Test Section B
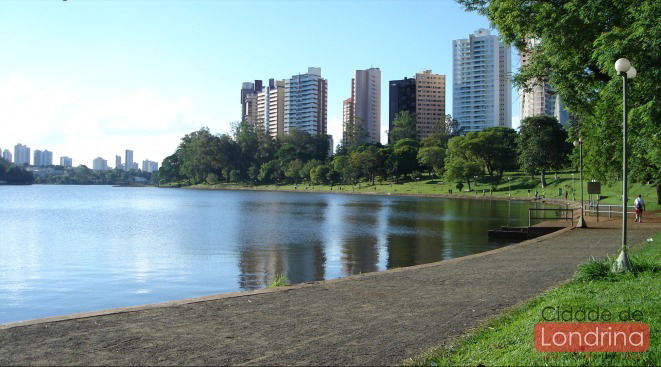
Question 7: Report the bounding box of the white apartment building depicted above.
[351,68,381,144]
[92,157,108,171]
[13,143,30,165]
[520,39,570,127]
[257,79,286,138]
[453,28,512,133]
[284,67,328,136]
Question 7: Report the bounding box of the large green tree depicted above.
[458,0,661,201]
[517,115,572,187]
[389,111,418,143]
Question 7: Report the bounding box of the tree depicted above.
[389,111,417,143]
[417,146,446,177]
[310,164,330,185]
[517,115,572,187]
[458,0,660,199]
[284,159,304,183]
[444,156,482,191]
[464,127,518,180]
[393,139,419,178]
[177,128,225,184]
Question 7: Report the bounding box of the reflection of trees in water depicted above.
[237,242,326,290]
[236,196,328,290]
[341,236,379,275]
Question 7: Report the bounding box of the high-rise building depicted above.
[241,80,263,126]
[33,150,43,166]
[453,28,512,133]
[344,68,381,144]
[388,71,445,140]
[2,149,12,162]
[519,39,571,127]
[415,70,445,137]
[257,79,286,138]
[284,67,328,136]
[131,162,138,170]
[388,77,417,136]
[59,156,73,167]
[124,150,133,171]
[92,157,108,171]
[13,143,30,165]
[342,97,354,143]
[44,150,53,166]
[115,155,122,170]
[141,159,159,173]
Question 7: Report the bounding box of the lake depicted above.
[0,185,556,323]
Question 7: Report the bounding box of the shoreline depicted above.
[181,183,579,208]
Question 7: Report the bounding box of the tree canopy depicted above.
[458,0,660,194]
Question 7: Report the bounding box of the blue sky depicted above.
[0,0,520,167]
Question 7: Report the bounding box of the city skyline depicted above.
[0,1,522,167]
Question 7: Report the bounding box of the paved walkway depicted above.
[1,219,659,366]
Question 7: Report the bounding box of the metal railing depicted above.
[583,203,635,221]
[528,207,575,227]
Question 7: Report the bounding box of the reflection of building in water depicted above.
[236,200,327,290]
[237,243,326,290]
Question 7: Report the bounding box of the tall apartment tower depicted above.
[92,157,108,171]
[519,39,571,127]
[257,79,286,138]
[241,80,263,126]
[2,149,13,162]
[284,67,328,136]
[60,156,73,167]
[453,28,512,133]
[13,143,30,165]
[388,77,417,135]
[342,97,354,143]
[125,150,133,172]
[388,71,445,140]
[33,150,43,166]
[115,155,122,170]
[415,70,445,137]
[345,68,381,144]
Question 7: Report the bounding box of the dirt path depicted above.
[1,219,658,366]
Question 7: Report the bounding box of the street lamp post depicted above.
[573,138,587,228]
[612,58,637,273]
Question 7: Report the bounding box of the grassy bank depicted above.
[188,171,659,211]
[409,232,660,366]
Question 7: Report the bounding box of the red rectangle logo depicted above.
[534,323,649,352]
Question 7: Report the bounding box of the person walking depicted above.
[634,194,645,222]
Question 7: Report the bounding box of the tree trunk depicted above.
[467,179,472,191]
[540,170,546,188]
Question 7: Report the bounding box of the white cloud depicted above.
[0,73,199,167]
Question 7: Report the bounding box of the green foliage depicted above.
[0,158,34,184]
[389,110,418,143]
[517,115,571,187]
[266,274,289,288]
[465,127,518,180]
[457,0,660,198]
[413,235,661,366]
[417,146,445,177]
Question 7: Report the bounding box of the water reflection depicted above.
[0,186,556,323]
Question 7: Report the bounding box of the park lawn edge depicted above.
[405,232,660,367]
[180,171,659,211]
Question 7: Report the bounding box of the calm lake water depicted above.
[0,185,556,323]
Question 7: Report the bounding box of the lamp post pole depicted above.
[612,58,636,273]
[573,138,587,227]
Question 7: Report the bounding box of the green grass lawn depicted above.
[189,171,659,211]
[408,233,661,367]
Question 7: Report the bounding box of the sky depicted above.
[0,0,520,168]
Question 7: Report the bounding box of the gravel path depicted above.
[1,219,658,366]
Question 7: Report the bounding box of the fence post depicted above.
[528,208,531,227]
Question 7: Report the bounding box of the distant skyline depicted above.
[0,0,521,166]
